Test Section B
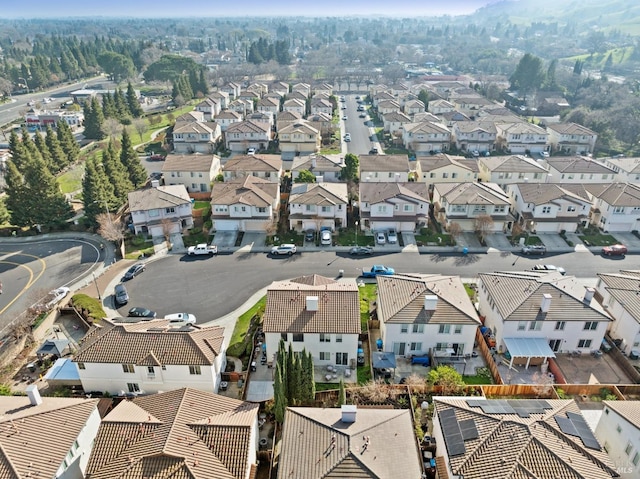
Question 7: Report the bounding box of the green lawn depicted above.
[414,228,454,246]
[359,283,377,332]
[335,228,375,247]
[57,162,86,194]
[579,231,618,246]
[357,364,372,384]
[228,296,266,352]
[123,236,155,260]
[462,375,493,385]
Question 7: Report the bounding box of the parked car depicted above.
[387,229,398,244]
[270,244,297,256]
[305,229,315,242]
[187,243,217,256]
[148,154,164,161]
[247,148,256,155]
[114,283,129,306]
[165,312,197,324]
[359,112,366,118]
[342,115,348,120]
[533,264,566,275]
[123,263,146,280]
[369,147,379,154]
[349,246,374,255]
[521,245,546,255]
[362,265,395,278]
[376,231,386,245]
[344,133,351,142]
[128,307,157,319]
[602,244,627,256]
[320,229,332,246]
[45,287,71,309]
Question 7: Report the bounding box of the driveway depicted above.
[456,232,483,249]
[484,233,513,251]
[240,232,266,250]
[611,232,640,252]
[537,233,571,252]
[212,231,237,249]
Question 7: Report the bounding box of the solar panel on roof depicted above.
[517,411,531,418]
[447,433,466,456]
[459,419,479,441]
[555,416,579,436]
[466,399,486,408]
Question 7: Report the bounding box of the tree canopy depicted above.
[509,53,546,95]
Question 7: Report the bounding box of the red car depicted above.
[602,244,627,256]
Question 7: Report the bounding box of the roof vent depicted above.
[26,384,42,406]
[306,296,319,311]
[540,293,552,313]
[341,404,357,423]
[424,294,438,311]
[583,287,595,305]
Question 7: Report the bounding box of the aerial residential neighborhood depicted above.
[1,1,640,478]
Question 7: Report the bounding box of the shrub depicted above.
[70,294,106,320]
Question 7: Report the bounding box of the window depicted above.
[578,339,592,348]
[412,324,425,333]
[147,366,155,374]
[320,333,331,343]
[517,321,526,331]
[319,352,331,361]
[430,172,436,178]
[442,172,449,178]
[293,333,304,342]
[257,207,266,213]
[410,342,422,352]
[494,205,506,213]
[127,383,140,393]
[148,209,159,217]
[555,321,566,331]
[401,324,409,333]
[625,441,633,456]
[633,452,640,466]
[189,365,202,375]
[567,206,576,212]
[452,173,458,179]
[165,207,175,214]
[280,333,288,341]
[613,206,625,214]
[584,321,598,331]
[454,325,463,334]
[336,334,342,343]
[542,206,551,213]
[439,324,451,334]
[529,321,542,331]
[617,424,622,433]
[122,364,135,373]
[451,205,466,213]
[162,365,166,370]
[77,362,85,370]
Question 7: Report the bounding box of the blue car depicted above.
[362,265,395,278]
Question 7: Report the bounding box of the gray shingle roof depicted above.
[211,175,278,207]
[128,185,191,212]
[162,154,218,172]
[434,182,510,206]
[359,182,429,205]
[360,154,410,173]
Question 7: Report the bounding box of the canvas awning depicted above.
[503,337,555,370]
[372,352,397,369]
[36,339,70,358]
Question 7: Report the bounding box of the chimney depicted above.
[584,287,595,304]
[306,296,319,311]
[150,179,160,188]
[26,384,42,406]
[540,293,552,313]
[424,294,438,311]
[341,404,357,423]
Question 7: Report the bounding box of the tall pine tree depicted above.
[103,140,133,205]
[82,157,117,225]
[22,156,73,228]
[4,160,33,227]
[119,129,147,187]
[83,97,105,140]
[56,120,80,165]
[44,125,68,173]
[126,82,143,117]
[33,130,53,172]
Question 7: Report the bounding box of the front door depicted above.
[336,352,348,365]
[393,342,406,356]
[549,339,562,353]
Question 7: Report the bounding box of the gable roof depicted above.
[547,122,597,136]
[602,400,640,430]
[128,185,191,212]
[277,110,302,122]
[173,121,217,135]
[479,155,547,173]
[74,320,224,365]
[478,271,611,322]
[383,111,412,123]
[597,270,640,324]
[162,154,218,172]
[434,182,510,206]
[418,153,475,173]
[223,154,282,173]
[546,157,616,175]
[226,120,269,134]
[292,154,342,173]
[404,121,451,135]
[591,182,640,206]
[512,183,592,206]
[434,397,617,479]
[86,388,258,479]
[359,182,429,205]
[0,396,99,479]
[211,175,278,207]
[262,276,360,334]
[377,273,480,325]
[360,154,410,173]
[277,407,422,479]
[214,110,243,120]
[289,182,348,205]
[279,122,319,135]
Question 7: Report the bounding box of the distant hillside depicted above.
[474,0,640,35]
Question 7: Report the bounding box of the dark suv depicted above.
[521,245,546,255]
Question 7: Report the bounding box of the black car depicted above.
[305,229,315,242]
[123,263,145,280]
[128,307,157,319]
[349,246,374,255]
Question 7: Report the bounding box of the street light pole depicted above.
[355,221,358,246]
[93,273,102,300]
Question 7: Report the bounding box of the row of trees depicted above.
[171,70,209,105]
[273,340,315,423]
[83,83,144,140]
[247,38,292,65]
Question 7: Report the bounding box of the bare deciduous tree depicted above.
[132,117,149,143]
[161,218,174,243]
[96,213,124,244]
[448,221,463,244]
[101,117,123,139]
[473,214,494,242]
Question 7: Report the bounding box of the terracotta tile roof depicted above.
[434,397,617,479]
[128,185,191,212]
[289,183,348,205]
[86,388,258,479]
[434,182,510,206]
[277,407,422,479]
[479,271,611,322]
[546,157,616,174]
[211,176,278,208]
[0,396,99,478]
[162,154,218,172]
[359,182,429,205]
[547,122,597,136]
[223,155,282,172]
[73,319,224,365]
[377,273,480,325]
[603,400,640,430]
[513,183,591,206]
[262,277,360,334]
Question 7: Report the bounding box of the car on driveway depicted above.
[270,244,297,256]
[123,263,145,280]
[128,307,157,319]
[376,231,386,245]
[387,229,398,244]
[521,245,546,255]
[369,147,379,154]
[165,312,197,324]
[533,264,566,275]
[349,246,374,255]
[320,229,332,246]
[362,265,395,278]
[602,244,627,256]
[305,229,315,242]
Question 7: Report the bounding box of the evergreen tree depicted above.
[102,93,118,119]
[273,365,287,424]
[21,129,43,165]
[33,130,53,172]
[119,129,147,187]
[197,69,209,97]
[4,160,33,227]
[103,141,133,205]
[44,125,68,173]
[0,198,10,225]
[22,156,73,227]
[340,153,359,182]
[56,121,80,165]
[286,343,297,404]
[126,82,143,117]
[8,130,28,171]
[83,97,105,140]
[418,89,430,111]
[338,378,346,406]
[114,88,129,119]
[82,157,117,225]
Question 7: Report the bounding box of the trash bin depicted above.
[462,246,469,255]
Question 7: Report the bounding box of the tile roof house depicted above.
[402,121,452,155]
[195,97,222,120]
[310,98,333,116]
[222,154,282,183]
[210,175,279,232]
[547,122,597,155]
[359,182,430,233]
[220,82,242,99]
[587,182,640,232]
[224,120,271,153]
[86,388,259,479]
[276,110,303,132]
[172,120,222,154]
[546,156,617,184]
[270,81,290,97]
[208,90,229,109]
[372,91,395,107]
[313,82,333,96]
[291,154,343,183]
[214,109,243,132]
[278,405,422,479]
[382,111,412,136]
[495,121,548,155]
[162,154,221,194]
[478,154,550,189]
[596,270,640,355]
[433,397,617,479]
[228,98,254,116]
[432,182,512,233]
[376,99,401,115]
[278,121,321,155]
[292,82,311,98]
[403,98,425,116]
[306,112,334,135]
[360,154,411,182]
[0,387,101,479]
[256,96,280,117]
[603,156,640,183]
[377,273,480,359]
[451,121,497,154]
[73,319,226,395]
[507,182,592,233]
[478,271,611,362]
[416,153,479,187]
[288,182,348,232]
[286,91,308,103]
[429,99,456,114]
[596,400,640,478]
[128,183,194,237]
[262,275,360,371]
[283,98,306,116]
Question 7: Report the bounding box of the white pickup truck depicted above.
[187,243,218,256]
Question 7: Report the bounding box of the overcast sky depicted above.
[3,0,493,18]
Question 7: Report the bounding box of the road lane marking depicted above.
[0,261,35,316]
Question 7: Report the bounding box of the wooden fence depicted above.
[475,328,503,385]
[556,384,624,400]
[481,384,559,399]
[605,336,640,383]
[548,358,567,384]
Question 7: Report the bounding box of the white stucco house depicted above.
[596,270,640,354]
[291,154,343,183]
[547,122,597,155]
[546,157,617,184]
[288,182,348,232]
[495,121,548,155]
[359,182,430,233]
[161,153,221,194]
[127,183,194,237]
[360,154,410,183]
[595,401,640,479]
[477,154,549,189]
[589,183,640,233]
